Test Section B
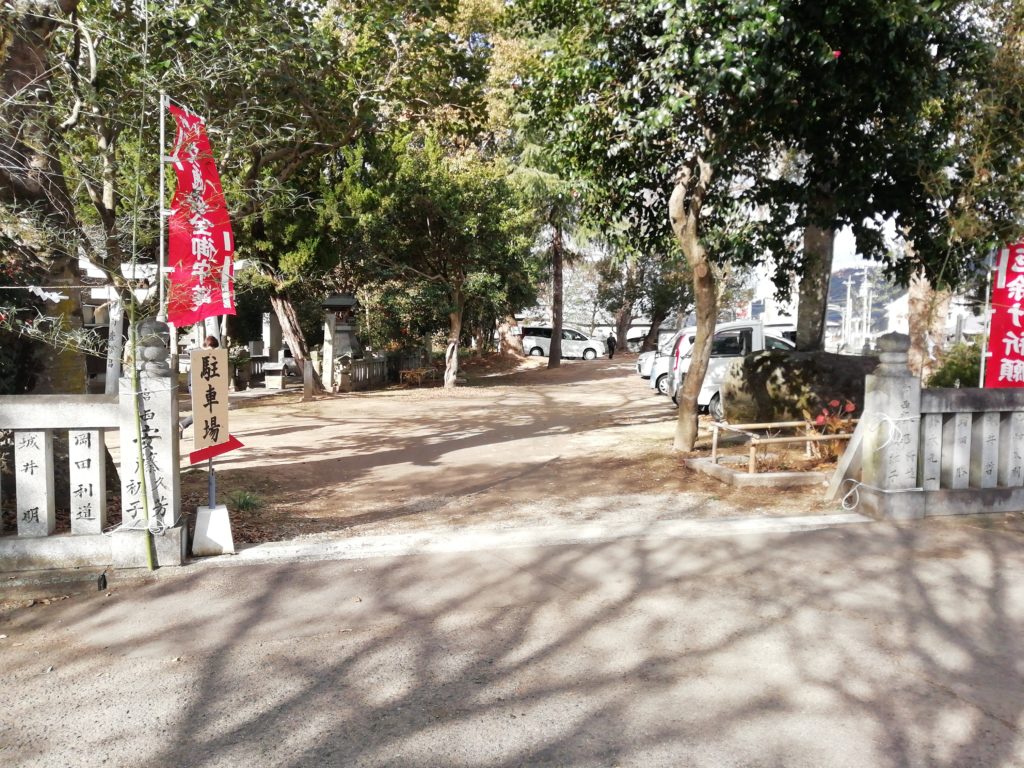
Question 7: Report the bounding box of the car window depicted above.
[765,335,795,350]
[673,334,693,351]
[711,331,741,356]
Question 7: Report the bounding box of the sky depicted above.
[833,227,869,270]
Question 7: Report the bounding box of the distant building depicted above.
[884,292,984,341]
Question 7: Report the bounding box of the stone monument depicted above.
[859,332,925,520]
[115,317,186,566]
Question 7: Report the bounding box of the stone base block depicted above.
[192,505,235,556]
[154,524,188,565]
[856,486,926,521]
[112,524,188,568]
[0,534,111,572]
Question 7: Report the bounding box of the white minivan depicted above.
[668,320,795,420]
[520,326,604,360]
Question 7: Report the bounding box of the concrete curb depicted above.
[193,512,874,569]
[685,456,830,488]
[3,513,874,599]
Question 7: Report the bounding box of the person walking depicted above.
[606,332,617,359]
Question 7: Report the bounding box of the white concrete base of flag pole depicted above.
[192,505,235,556]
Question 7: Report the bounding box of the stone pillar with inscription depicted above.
[14,430,55,537]
[115,318,186,567]
[322,312,336,391]
[860,333,925,520]
[263,312,283,361]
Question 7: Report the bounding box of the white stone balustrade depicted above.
[855,332,1024,519]
[1,318,186,571]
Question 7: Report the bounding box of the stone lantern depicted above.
[322,293,364,390]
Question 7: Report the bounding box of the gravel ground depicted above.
[177,353,841,546]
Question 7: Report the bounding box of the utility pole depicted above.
[861,268,872,352]
[844,276,854,351]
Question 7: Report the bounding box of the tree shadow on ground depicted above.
[3,521,1023,766]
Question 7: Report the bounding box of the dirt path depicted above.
[184,354,838,544]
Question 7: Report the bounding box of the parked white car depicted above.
[668,321,795,420]
[638,328,686,378]
[520,326,604,360]
[648,327,697,396]
[637,349,657,378]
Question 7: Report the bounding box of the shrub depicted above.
[926,343,981,388]
[802,398,857,460]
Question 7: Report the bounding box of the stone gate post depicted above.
[114,317,186,567]
[860,332,925,520]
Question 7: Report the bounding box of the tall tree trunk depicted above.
[907,270,951,380]
[270,292,324,392]
[0,0,83,241]
[614,304,632,349]
[795,225,835,351]
[497,315,524,357]
[614,257,638,349]
[548,223,564,368]
[444,291,464,388]
[669,158,717,451]
[639,308,669,352]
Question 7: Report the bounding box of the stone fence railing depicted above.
[1,319,187,572]
[350,357,388,391]
[2,395,118,539]
[835,333,1024,520]
[330,353,431,392]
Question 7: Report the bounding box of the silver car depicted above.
[520,326,604,360]
[669,322,795,419]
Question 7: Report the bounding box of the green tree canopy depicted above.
[511,0,1019,447]
[327,130,539,385]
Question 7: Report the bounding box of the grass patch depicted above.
[228,490,264,512]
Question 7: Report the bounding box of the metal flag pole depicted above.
[208,457,217,508]
[979,248,996,388]
[158,91,167,321]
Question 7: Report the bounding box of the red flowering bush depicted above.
[802,398,857,460]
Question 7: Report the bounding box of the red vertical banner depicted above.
[986,243,1024,387]
[166,104,236,326]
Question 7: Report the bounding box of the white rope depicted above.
[840,478,864,511]
[106,518,170,536]
[840,477,927,511]
[863,413,919,452]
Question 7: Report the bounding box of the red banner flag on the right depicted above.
[986,243,1024,387]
